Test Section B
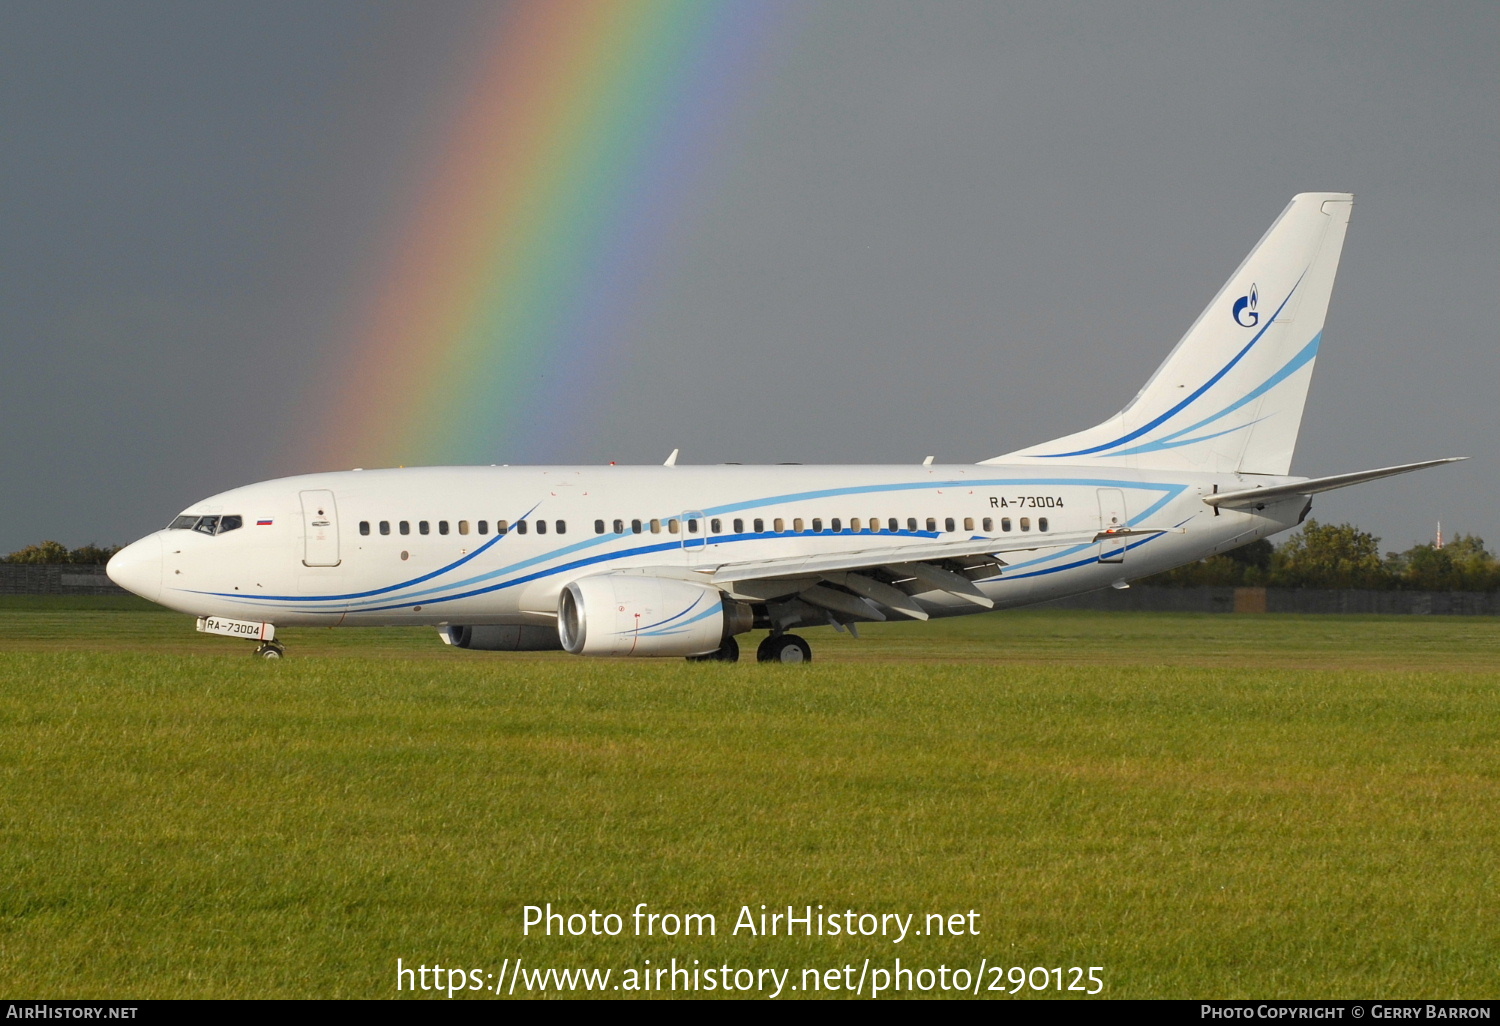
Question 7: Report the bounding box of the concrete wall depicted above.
[1038,585,1500,615]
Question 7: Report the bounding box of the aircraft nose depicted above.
[107,534,163,603]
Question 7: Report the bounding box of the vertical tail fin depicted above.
[986,193,1353,475]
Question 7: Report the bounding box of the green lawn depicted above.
[1,601,1497,998]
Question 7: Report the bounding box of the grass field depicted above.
[2,598,1497,999]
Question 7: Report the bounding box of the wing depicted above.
[623,529,1166,623]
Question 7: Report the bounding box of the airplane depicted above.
[107,193,1463,662]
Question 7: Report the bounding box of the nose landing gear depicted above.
[253,641,285,659]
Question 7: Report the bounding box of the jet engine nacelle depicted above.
[445,625,563,651]
[557,574,752,657]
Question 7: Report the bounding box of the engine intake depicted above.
[558,574,751,657]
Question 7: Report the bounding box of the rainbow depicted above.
[314,0,795,470]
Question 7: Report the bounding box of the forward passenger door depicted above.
[300,489,341,567]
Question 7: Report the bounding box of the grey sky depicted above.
[2,0,1495,556]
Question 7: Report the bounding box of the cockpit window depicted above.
[168,514,242,536]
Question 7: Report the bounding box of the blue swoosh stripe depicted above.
[988,482,1185,573]
[1098,333,1321,458]
[181,477,1186,612]
[634,594,710,633]
[633,601,721,637]
[1034,274,1304,457]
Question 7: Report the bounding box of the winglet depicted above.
[663,448,679,467]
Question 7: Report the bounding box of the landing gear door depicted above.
[300,489,341,567]
[1097,488,1127,564]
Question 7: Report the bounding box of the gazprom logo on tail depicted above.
[1232,284,1259,327]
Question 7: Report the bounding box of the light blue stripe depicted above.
[632,601,721,637]
[179,477,1188,613]
[634,594,709,633]
[1033,274,1305,457]
[1098,334,1320,458]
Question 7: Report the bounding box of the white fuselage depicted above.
[109,463,1306,630]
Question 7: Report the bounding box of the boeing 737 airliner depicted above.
[107,194,1462,662]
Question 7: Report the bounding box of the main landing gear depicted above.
[253,641,285,659]
[756,633,812,664]
[685,633,814,664]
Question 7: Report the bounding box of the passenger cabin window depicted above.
[650,519,661,534]
[359,521,370,536]
[1038,517,1049,532]
[595,520,606,535]
[478,521,488,535]
[850,518,861,532]
[379,521,391,536]
[811,518,822,533]
[613,520,624,534]
[555,521,565,535]
[773,518,785,533]
[793,518,804,533]
[1001,518,1012,532]
[982,517,993,532]
[925,518,937,533]
[687,519,698,534]
[944,517,955,533]
[667,519,679,534]
[632,520,642,534]
[458,520,469,535]
[964,517,974,531]
[752,519,763,533]
[400,521,410,535]
[1020,517,1031,531]
[535,520,546,535]
[730,519,741,533]
[907,518,917,532]
[438,521,449,535]
[496,521,508,535]
[515,521,527,535]
[419,521,430,535]
[710,519,721,534]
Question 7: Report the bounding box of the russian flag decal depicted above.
[256,519,273,526]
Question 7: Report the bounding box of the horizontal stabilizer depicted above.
[1204,457,1467,509]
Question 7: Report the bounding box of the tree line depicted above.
[4,521,1498,591]
[1142,520,1500,592]
[2,541,121,565]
